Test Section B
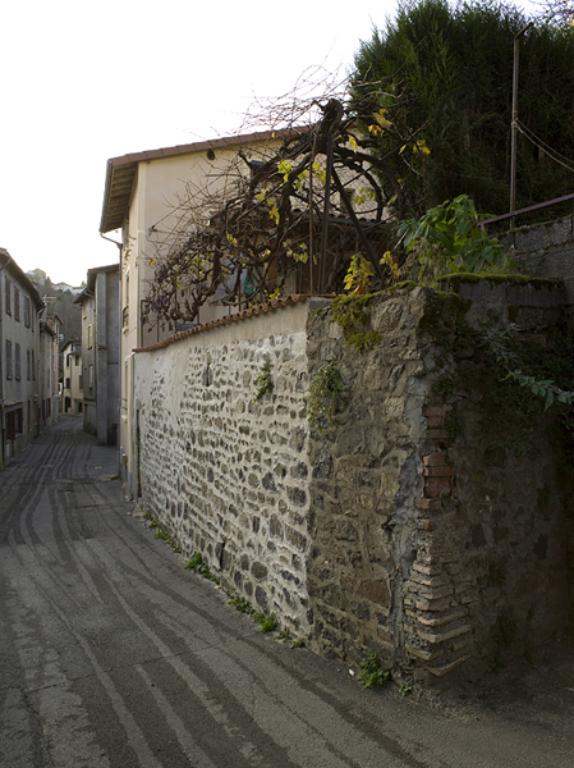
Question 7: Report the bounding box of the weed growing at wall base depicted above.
[254,612,278,633]
[358,651,390,688]
[143,510,181,554]
[185,552,218,582]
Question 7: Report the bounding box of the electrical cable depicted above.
[518,120,574,166]
[516,121,574,174]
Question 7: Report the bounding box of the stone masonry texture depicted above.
[134,282,573,683]
[134,305,313,636]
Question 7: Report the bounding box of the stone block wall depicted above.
[133,282,572,683]
[504,213,574,325]
[404,279,572,680]
[134,302,314,636]
[305,291,429,665]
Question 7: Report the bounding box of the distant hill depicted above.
[27,269,83,345]
[27,269,83,297]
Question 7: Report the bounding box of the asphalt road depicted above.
[1,417,573,768]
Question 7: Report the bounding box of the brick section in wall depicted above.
[404,403,474,681]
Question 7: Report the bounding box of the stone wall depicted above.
[305,291,429,665]
[306,280,571,680]
[133,301,313,637]
[133,282,572,683]
[504,213,574,324]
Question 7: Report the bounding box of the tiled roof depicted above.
[100,127,309,234]
[134,294,310,353]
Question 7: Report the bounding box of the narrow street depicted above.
[1,419,572,768]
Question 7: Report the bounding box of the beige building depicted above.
[62,340,83,415]
[39,313,61,428]
[0,249,44,466]
[76,264,120,445]
[99,130,285,495]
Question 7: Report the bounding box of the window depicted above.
[15,343,21,380]
[26,349,31,380]
[87,324,93,348]
[31,349,35,380]
[88,364,94,389]
[5,277,11,315]
[14,287,20,322]
[65,377,71,389]
[27,401,31,432]
[5,340,12,379]
[24,297,31,328]
[65,353,72,369]
[79,374,83,389]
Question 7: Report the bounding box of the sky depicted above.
[1,0,536,286]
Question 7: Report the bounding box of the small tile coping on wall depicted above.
[133,294,312,353]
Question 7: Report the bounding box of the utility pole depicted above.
[509,21,533,228]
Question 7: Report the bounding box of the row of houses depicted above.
[0,248,61,467]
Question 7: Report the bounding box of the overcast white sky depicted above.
[1,0,535,285]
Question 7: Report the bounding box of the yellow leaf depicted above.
[277,159,293,182]
[226,233,238,247]
[343,253,374,295]
[413,139,431,156]
[312,161,327,186]
[373,108,392,130]
[267,199,279,225]
[368,124,383,137]
[380,250,401,280]
[348,134,358,151]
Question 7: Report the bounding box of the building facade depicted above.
[38,314,61,428]
[0,249,44,467]
[99,130,285,495]
[76,264,120,445]
[62,340,83,415]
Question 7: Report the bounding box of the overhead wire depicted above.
[518,121,574,166]
[516,121,574,174]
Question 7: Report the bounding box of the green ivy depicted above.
[308,363,345,430]
[254,359,273,400]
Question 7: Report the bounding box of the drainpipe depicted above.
[100,232,122,250]
[100,232,123,472]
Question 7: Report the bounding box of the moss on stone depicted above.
[437,271,561,287]
[330,294,382,352]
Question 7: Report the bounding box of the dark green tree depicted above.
[351,0,574,217]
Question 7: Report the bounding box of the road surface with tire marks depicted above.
[1,418,572,767]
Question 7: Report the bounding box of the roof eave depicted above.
[99,126,310,234]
